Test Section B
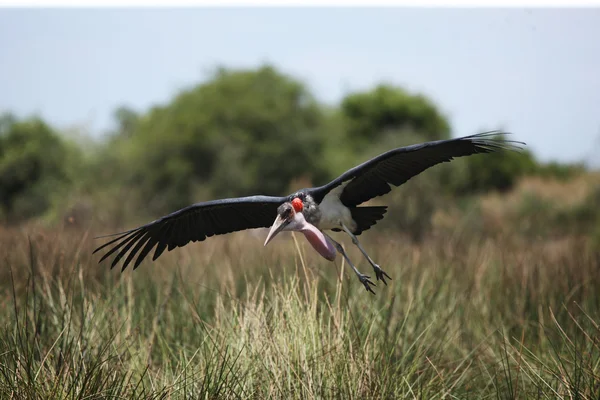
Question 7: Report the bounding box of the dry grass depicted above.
[1,183,599,398]
[477,172,600,233]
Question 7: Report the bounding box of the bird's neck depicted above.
[301,195,321,225]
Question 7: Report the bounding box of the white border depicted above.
[1,0,599,7]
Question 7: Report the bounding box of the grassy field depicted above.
[1,183,599,399]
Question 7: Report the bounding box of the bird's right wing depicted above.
[93,195,287,272]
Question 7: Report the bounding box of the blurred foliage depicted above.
[0,64,594,243]
[114,65,330,216]
[0,114,82,224]
[516,182,600,244]
[439,138,586,197]
[341,84,451,149]
[536,160,587,181]
[444,147,539,195]
[111,106,139,139]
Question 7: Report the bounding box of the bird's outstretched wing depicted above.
[309,131,524,207]
[93,195,287,271]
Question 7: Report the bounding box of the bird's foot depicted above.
[373,264,392,286]
[357,273,376,295]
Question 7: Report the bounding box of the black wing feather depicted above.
[93,195,286,271]
[309,131,524,207]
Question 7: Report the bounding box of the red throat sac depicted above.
[291,197,303,212]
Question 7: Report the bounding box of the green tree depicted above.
[0,115,78,223]
[445,147,538,195]
[122,65,330,215]
[340,84,451,149]
[112,106,139,139]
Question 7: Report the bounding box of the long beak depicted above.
[264,214,289,246]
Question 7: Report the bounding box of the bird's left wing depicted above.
[308,131,524,207]
[93,195,287,271]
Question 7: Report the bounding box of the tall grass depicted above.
[0,218,599,399]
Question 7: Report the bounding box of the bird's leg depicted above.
[324,233,376,295]
[340,223,392,285]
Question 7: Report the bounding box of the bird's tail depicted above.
[350,206,388,235]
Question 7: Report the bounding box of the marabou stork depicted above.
[94,131,523,294]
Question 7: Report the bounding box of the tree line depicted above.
[0,65,584,231]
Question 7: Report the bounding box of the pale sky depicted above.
[1,8,599,167]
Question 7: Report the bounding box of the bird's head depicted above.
[264,197,307,246]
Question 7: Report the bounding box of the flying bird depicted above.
[94,131,523,294]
